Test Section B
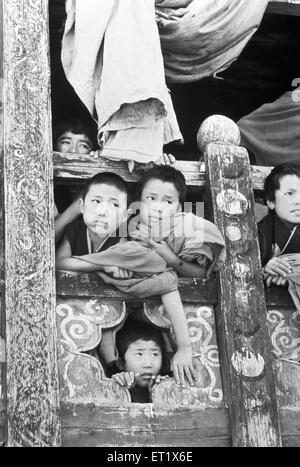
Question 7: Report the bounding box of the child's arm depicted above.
[146,239,206,277]
[161,290,196,387]
[56,237,133,277]
[55,198,81,245]
[55,235,96,271]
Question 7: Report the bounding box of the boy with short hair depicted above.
[53,118,97,156]
[111,320,169,403]
[258,163,300,287]
[56,172,132,279]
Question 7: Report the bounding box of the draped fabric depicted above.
[61,0,183,164]
[73,212,226,298]
[238,92,300,167]
[155,0,269,82]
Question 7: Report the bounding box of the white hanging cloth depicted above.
[61,0,183,164]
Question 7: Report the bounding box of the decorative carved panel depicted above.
[56,298,223,408]
[267,308,300,361]
[149,305,223,408]
[57,298,131,405]
[3,0,60,446]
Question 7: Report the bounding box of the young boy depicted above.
[56,172,132,279]
[111,320,169,403]
[258,163,300,287]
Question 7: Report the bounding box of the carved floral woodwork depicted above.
[267,308,300,361]
[56,298,223,408]
[3,0,60,446]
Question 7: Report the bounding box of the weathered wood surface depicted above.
[3,0,61,446]
[61,403,231,447]
[56,271,218,304]
[203,117,282,447]
[0,0,5,447]
[148,304,223,408]
[267,0,300,16]
[53,151,271,193]
[267,308,300,362]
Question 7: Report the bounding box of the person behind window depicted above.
[111,319,170,403]
[57,166,226,387]
[56,171,131,278]
[258,163,300,287]
[53,118,98,243]
[56,170,196,387]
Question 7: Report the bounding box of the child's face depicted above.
[56,131,93,155]
[139,178,181,228]
[123,339,162,388]
[79,183,128,238]
[267,175,300,224]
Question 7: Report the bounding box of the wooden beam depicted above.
[61,403,231,447]
[53,151,271,192]
[201,120,282,446]
[56,271,218,304]
[267,0,300,16]
[3,0,61,446]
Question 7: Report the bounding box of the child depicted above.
[56,171,132,279]
[258,163,300,287]
[58,166,226,387]
[53,119,98,243]
[111,319,169,403]
[53,118,175,242]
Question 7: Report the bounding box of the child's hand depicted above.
[111,372,136,389]
[160,153,176,166]
[89,149,101,159]
[171,346,197,388]
[264,256,292,277]
[265,274,288,288]
[103,266,133,279]
[148,374,170,389]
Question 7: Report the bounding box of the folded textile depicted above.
[238,91,300,166]
[74,212,226,298]
[155,0,268,82]
[61,0,183,163]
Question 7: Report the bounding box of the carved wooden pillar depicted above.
[3,0,61,446]
[200,115,282,447]
[0,0,5,440]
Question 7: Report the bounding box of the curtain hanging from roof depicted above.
[155,0,269,82]
[238,91,300,167]
[61,0,183,164]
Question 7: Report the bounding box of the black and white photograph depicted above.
[0,0,300,450]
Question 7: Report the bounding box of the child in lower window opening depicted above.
[258,163,300,287]
[111,320,170,403]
